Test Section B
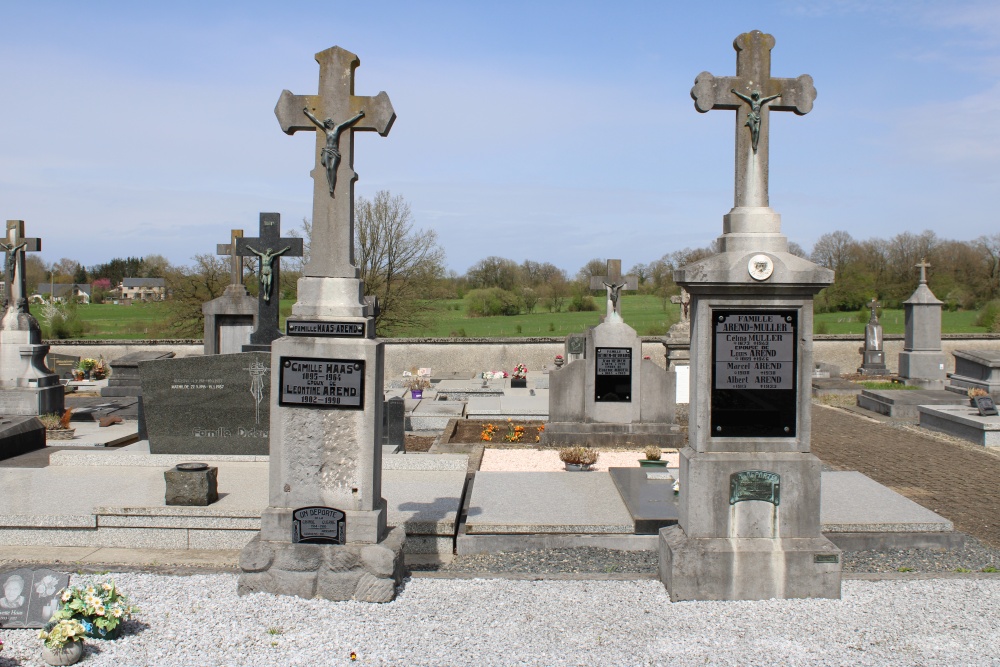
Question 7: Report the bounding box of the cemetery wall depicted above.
[45,335,1000,377]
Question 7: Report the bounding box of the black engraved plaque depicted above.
[729,470,781,506]
[291,506,346,544]
[711,310,797,437]
[594,347,632,402]
[974,395,998,416]
[287,321,365,338]
[279,357,365,408]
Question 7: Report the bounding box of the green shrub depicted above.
[975,301,1000,332]
[465,288,522,317]
[567,294,597,312]
[815,321,829,335]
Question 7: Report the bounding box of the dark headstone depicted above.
[164,463,219,505]
[0,417,45,461]
[44,353,80,380]
[0,568,69,628]
[140,352,270,455]
[385,396,404,449]
[100,351,175,398]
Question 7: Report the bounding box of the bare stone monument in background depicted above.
[857,297,887,375]
[659,31,841,601]
[202,228,258,355]
[898,259,946,388]
[0,220,62,416]
[238,46,404,602]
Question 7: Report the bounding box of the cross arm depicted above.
[691,74,742,112]
[692,73,815,115]
[275,90,396,136]
[589,276,638,291]
[235,237,304,257]
[766,75,816,115]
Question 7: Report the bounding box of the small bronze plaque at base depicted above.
[814,554,840,564]
[729,470,781,506]
[292,506,346,545]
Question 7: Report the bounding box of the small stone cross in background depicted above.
[236,213,303,349]
[217,229,245,289]
[589,259,638,321]
[915,258,931,284]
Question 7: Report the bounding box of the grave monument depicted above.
[544,259,681,448]
[857,297,887,375]
[238,46,404,602]
[202,229,258,355]
[0,220,63,416]
[659,31,842,600]
[898,259,946,388]
[237,214,303,352]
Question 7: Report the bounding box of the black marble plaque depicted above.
[139,352,270,455]
[0,568,68,628]
[279,358,365,408]
[287,321,365,338]
[711,310,797,437]
[594,347,632,402]
[974,395,998,416]
[729,470,781,506]
[292,506,346,544]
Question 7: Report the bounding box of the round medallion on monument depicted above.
[747,254,774,281]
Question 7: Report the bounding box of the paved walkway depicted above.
[811,403,1000,548]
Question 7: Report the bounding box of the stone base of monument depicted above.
[0,385,63,416]
[898,350,946,389]
[237,526,406,603]
[540,421,684,448]
[658,528,842,601]
[0,416,45,460]
[918,404,1000,448]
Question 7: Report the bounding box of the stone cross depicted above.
[1,221,41,313]
[217,229,245,288]
[236,213,304,349]
[670,288,692,323]
[691,30,816,209]
[589,259,638,320]
[868,297,880,321]
[275,46,395,280]
[916,258,931,284]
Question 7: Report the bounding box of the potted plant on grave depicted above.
[38,618,87,666]
[558,446,599,472]
[40,410,75,441]
[967,387,989,407]
[638,445,668,468]
[91,358,108,380]
[50,580,138,642]
[510,363,528,388]
[405,376,431,399]
[76,358,97,380]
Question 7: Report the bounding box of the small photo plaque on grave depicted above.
[279,357,365,408]
[711,310,797,437]
[974,395,999,416]
[0,568,69,629]
[291,506,346,544]
[286,321,365,338]
[595,347,632,402]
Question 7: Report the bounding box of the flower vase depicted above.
[41,641,84,666]
[564,463,593,472]
[410,389,423,399]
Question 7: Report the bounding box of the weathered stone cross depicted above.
[589,259,638,320]
[236,213,304,349]
[275,46,395,280]
[868,297,880,321]
[1,220,41,312]
[916,258,931,284]
[691,30,816,209]
[217,228,245,289]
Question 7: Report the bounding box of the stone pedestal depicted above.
[898,266,946,388]
[543,320,681,448]
[858,349,887,375]
[0,310,63,416]
[203,285,258,355]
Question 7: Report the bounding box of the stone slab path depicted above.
[812,403,1000,548]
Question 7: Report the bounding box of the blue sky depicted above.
[1,1,998,275]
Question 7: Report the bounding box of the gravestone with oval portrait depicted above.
[0,568,69,628]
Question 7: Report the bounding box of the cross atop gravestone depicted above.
[0,221,41,313]
[236,213,303,349]
[691,30,816,209]
[589,260,638,321]
[217,229,245,289]
[916,258,931,284]
[868,296,880,321]
[275,46,395,280]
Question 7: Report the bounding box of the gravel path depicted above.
[1,573,998,666]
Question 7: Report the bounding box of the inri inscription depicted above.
[279,357,365,408]
[711,310,797,437]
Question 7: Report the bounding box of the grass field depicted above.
[34,296,991,339]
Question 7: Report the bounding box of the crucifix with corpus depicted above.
[0,220,41,315]
[589,259,638,322]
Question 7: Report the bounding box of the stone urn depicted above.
[41,641,84,666]
[564,463,593,472]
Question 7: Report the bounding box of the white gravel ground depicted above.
[1,573,998,666]
[480,449,680,472]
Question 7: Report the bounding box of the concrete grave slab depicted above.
[409,401,465,430]
[820,471,952,533]
[857,389,965,419]
[918,404,1000,448]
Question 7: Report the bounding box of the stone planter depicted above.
[41,641,84,666]
[45,429,76,441]
[564,463,593,472]
[410,389,423,399]
[638,459,668,468]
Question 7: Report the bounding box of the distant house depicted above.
[32,283,92,304]
[117,277,166,302]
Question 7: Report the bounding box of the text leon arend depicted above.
[193,427,268,438]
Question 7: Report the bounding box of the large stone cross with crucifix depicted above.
[691,30,816,210]
[0,220,41,314]
[275,46,395,281]
[236,213,303,349]
[589,260,638,322]
[217,228,246,291]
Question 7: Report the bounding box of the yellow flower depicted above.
[102,583,113,591]
[61,591,72,602]
[111,607,123,618]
